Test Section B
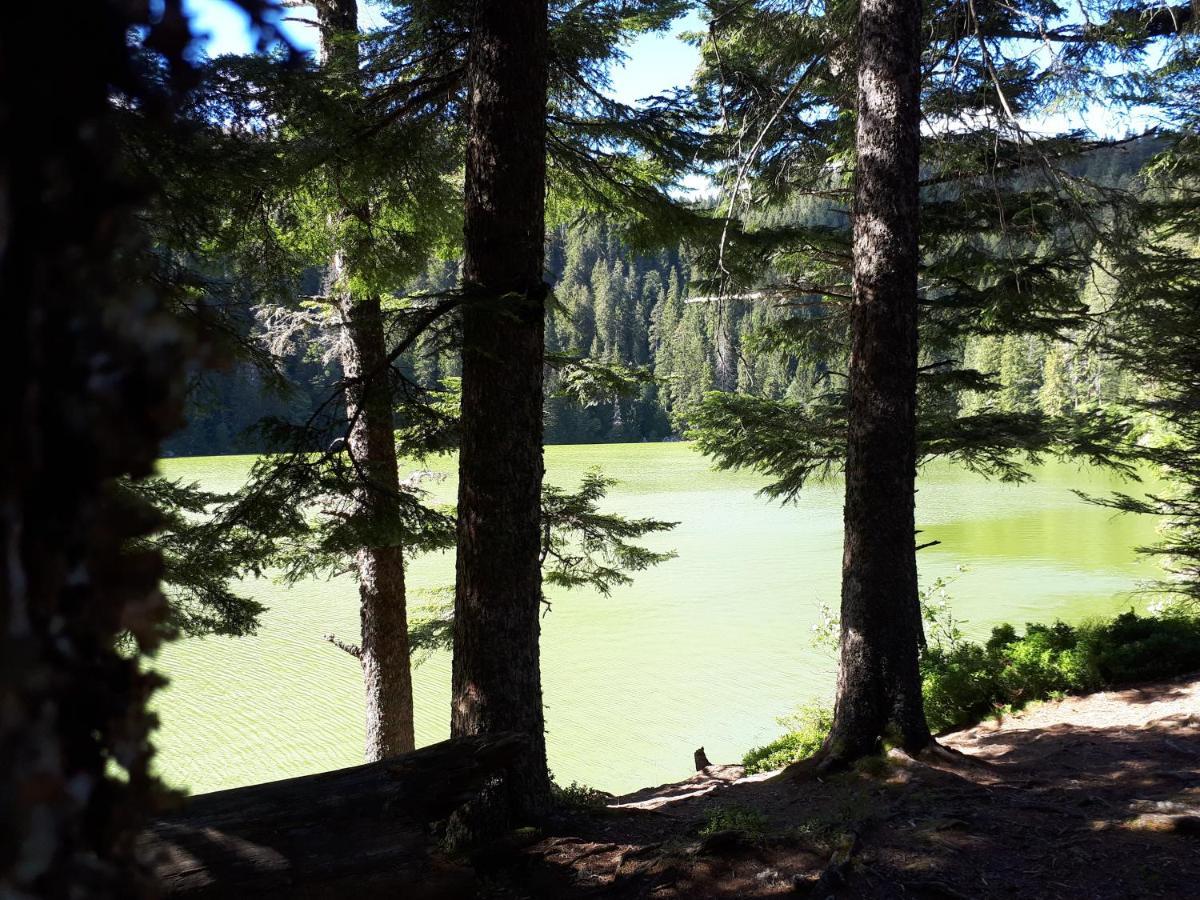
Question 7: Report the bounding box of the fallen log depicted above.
[138,732,526,898]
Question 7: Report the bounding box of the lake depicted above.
[153,443,1160,796]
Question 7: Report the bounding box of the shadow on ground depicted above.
[471,675,1200,898]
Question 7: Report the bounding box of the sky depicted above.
[180,0,1150,145]
[181,0,705,107]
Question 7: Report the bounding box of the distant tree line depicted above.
[3,0,1196,893]
[169,135,1156,457]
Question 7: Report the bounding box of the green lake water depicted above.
[153,442,1161,796]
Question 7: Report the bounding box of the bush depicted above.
[742,705,833,774]
[920,642,999,731]
[920,609,1200,733]
[1089,610,1200,683]
[552,779,610,811]
[995,625,1097,702]
[751,607,1200,763]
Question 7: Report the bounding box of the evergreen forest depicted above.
[172,142,1155,454]
[3,0,1200,897]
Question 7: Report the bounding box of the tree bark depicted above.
[139,733,526,897]
[1,4,187,894]
[317,0,416,760]
[339,284,417,759]
[451,0,552,829]
[825,0,932,762]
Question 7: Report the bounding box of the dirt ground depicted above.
[456,674,1200,898]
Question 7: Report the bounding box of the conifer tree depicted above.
[824,0,932,762]
[684,0,1189,763]
[442,0,698,827]
[0,1,282,892]
[1094,19,1200,607]
[313,0,419,760]
[150,0,465,761]
[450,0,555,826]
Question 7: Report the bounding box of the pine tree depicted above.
[450,0,555,828]
[0,0,272,891]
[1039,344,1069,417]
[683,0,1191,764]
[1093,19,1200,607]
[315,0,417,761]
[823,0,932,763]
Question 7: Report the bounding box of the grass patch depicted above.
[699,804,768,839]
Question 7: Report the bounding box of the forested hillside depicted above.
[169,139,1155,456]
[7,0,1199,896]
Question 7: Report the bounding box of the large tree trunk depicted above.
[318,0,416,759]
[451,0,552,828]
[1,3,187,894]
[824,0,932,762]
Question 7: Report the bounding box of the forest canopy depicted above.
[2,0,1198,895]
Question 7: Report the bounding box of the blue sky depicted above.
[182,0,1150,140]
[182,0,704,106]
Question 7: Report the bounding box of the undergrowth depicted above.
[921,608,1200,731]
[699,804,768,839]
[552,779,610,812]
[743,705,834,775]
[743,593,1200,774]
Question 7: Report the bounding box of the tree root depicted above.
[794,828,863,895]
[772,738,995,784]
[907,739,998,771]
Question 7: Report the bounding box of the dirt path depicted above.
[471,674,1200,898]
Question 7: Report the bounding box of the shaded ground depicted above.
[462,674,1200,898]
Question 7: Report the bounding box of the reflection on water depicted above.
[152,444,1161,795]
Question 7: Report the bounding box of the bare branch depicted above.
[323,633,362,659]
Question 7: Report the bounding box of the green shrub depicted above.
[920,609,1200,733]
[747,606,1200,766]
[741,705,833,774]
[920,642,999,732]
[552,780,610,811]
[1089,610,1200,683]
[985,623,1018,651]
[995,626,1098,702]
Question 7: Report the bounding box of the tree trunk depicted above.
[139,733,526,897]
[825,0,932,762]
[338,281,416,759]
[318,0,415,759]
[1,5,186,894]
[451,0,552,829]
